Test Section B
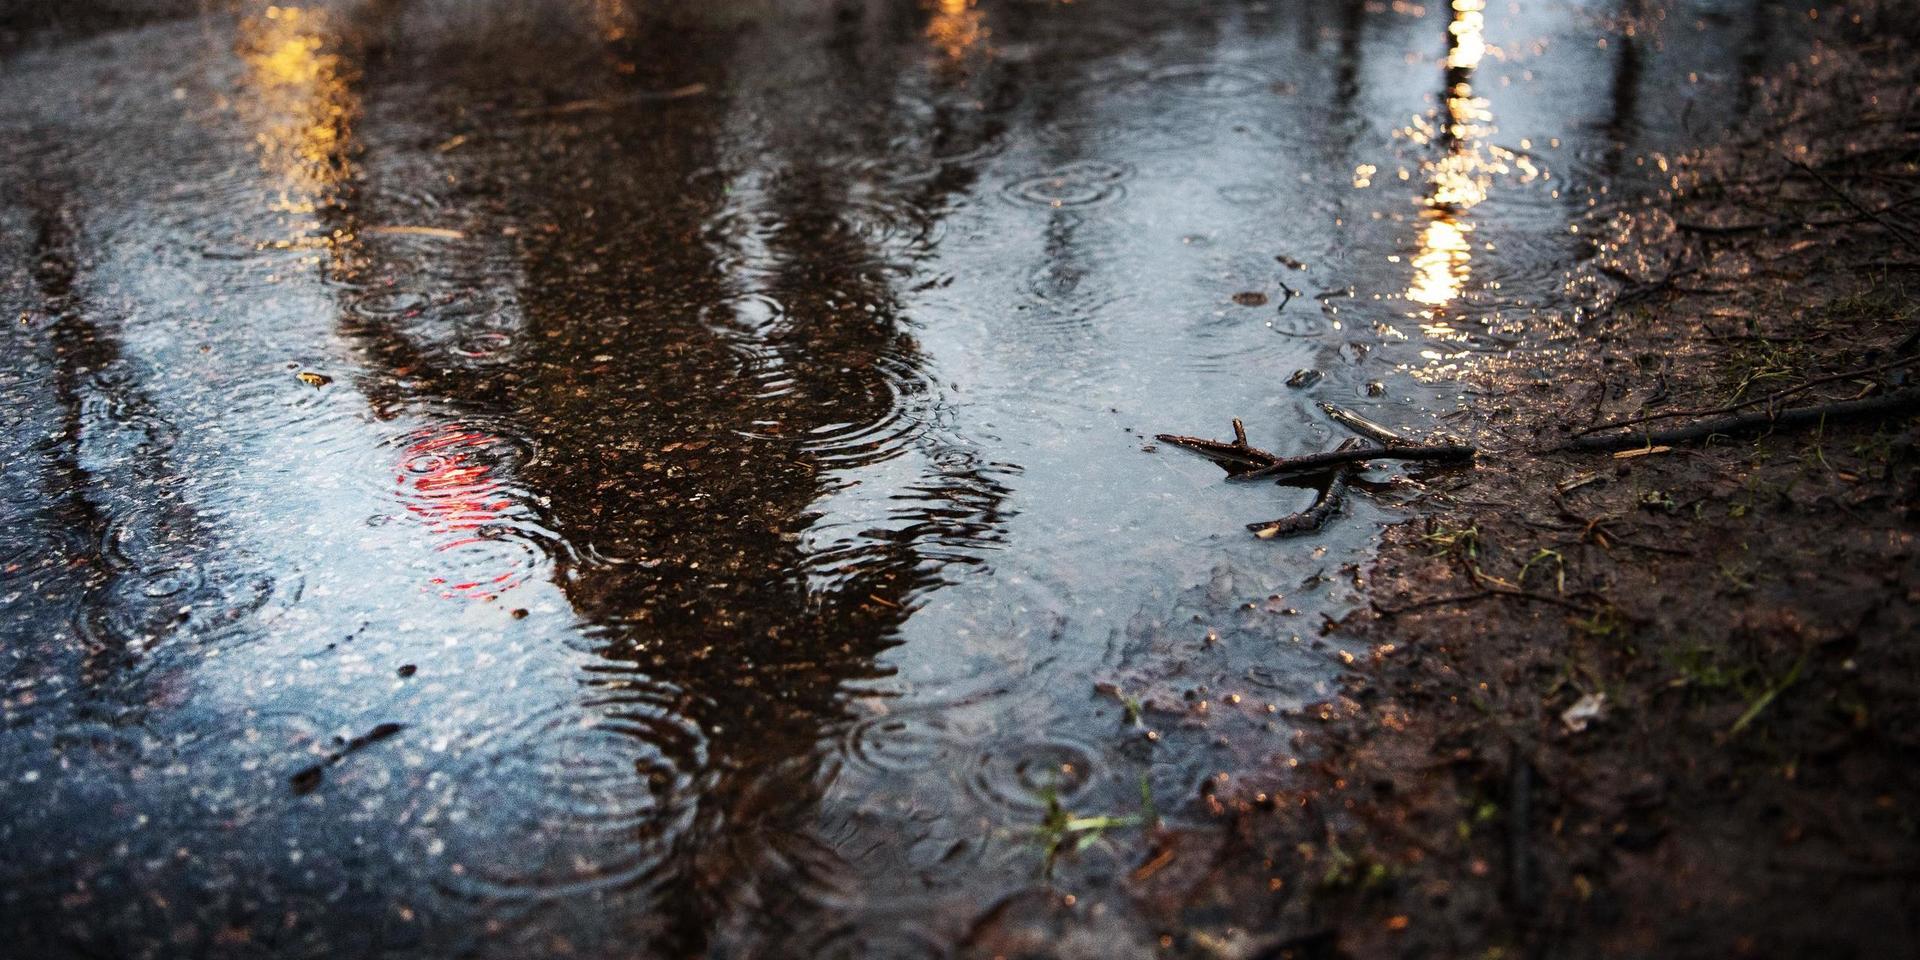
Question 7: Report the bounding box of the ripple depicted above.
[433,701,706,901]
[75,556,294,656]
[702,293,798,399]
[379,422,538,521]
[420,524,553,601]
[759,352,932,469]
[1001,160,1134,210]
[98,495,196,572]
[1139,62,1275,99]
[208,360,354,432]
[837,712,963,780]
[0,522,83,580]
[448,327,519,365]
[838,194,950,251]
[339,286,435,323]
[77,365,176,459]
[784,922,949,960]
[355,422,557,598]
[1176,310,1306,375]
[961,737,1099,814]
[1022,258,1125,321]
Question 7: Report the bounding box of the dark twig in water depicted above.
[1159,420,1473,536]
[290,722,406,795]
[1229,442,1476,483]
[1317,402,1411,446]
[1571,355,1920,437]
[1248,461,1354,539]
[1155,418,1283,474]
[1554,387,1920,453]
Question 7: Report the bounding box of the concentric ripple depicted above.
[1138,62,1275,99]
[753,352,933,469]
[835,712,964,781]
[75,557,290,656]
[370,422,558,599]
[961,737,1100,813]
[1002,160,1134,209]
[433,702,707,900]
[76,365,177,460]
[701,292,799,399]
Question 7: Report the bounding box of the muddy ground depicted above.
[1141,16,1920,960]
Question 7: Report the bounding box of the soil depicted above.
[957,9,1920,959]
[1229,19,1920,960]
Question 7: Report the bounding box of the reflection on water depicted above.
[1409,0,1493,315]
[0,0,1801,955]
[238,4,356,236]
[928,0,989,63]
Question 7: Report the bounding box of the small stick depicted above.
[1571,355,1920,437]
[1318,402,1410,446]
[1791,158,1920,255]
[1249,464,1353,538]
[1155,420,1283,473]
[1555,387,1920,453]
[1229,443,1476,483]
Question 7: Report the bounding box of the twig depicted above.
[1317,402,1411,446]
[1555,387,1920,453]
[1249,464,1353,538]
[1371,587,1600,617]
[1155,419,1283,474]
[1229,443,1476,483]
[1790,158,1920,255]
[1572,355,1920,437]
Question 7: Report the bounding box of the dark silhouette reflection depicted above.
[1601,0,1645,177]
[308,1,1010,951]
[16,190,271,709]
[21,192,127,694]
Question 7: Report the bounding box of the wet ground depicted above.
[0,1,1802,956]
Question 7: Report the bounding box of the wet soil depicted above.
[1140,10,1920,959]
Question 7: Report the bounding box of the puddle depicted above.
[0,0,1801,954]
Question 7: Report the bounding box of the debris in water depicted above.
[363,225,466,240]
[296,371,332,387]
[289,722,407,795]
[1232,291,1269,306]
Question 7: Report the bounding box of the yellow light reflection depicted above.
[238,5,357,246]
[927,0,988,63]
[1408,0,1496,320]
[1409,216,1472,308]
[1446,0,1486,70]
[591,0,633,42]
